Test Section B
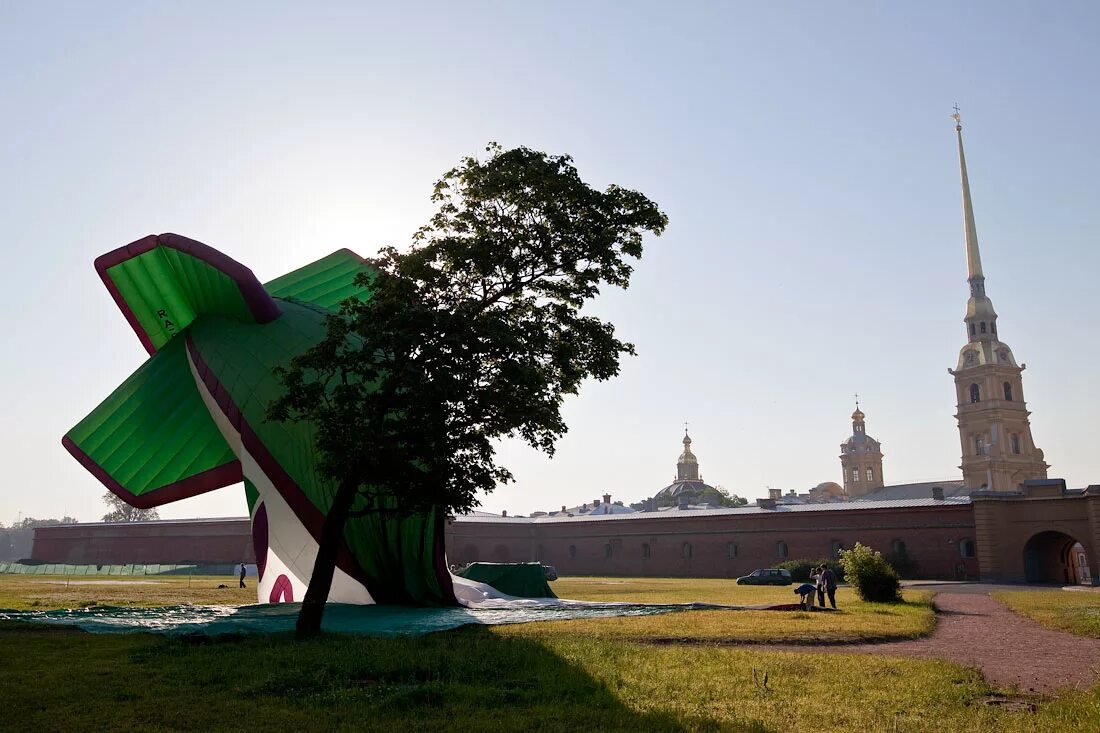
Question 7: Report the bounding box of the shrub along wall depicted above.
[777,558,845,583]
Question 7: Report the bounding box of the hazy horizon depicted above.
[2,2,1098,523]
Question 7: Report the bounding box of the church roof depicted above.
[654,479,717,499]
[851,480,967,502]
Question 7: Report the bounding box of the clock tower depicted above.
[947,112,1048,491]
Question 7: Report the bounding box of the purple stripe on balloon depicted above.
[252,503,269,582]
[61,435,242,509]
[94,233,282,355]
[270,574,294,603]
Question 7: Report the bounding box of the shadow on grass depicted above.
[0,621,753,732]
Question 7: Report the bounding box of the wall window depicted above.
[604,543,613,559]
[980,322,987,333]
[568,544,576,558]
[892,539,907,556]
[959,539,976,558]
[1003,382,1013,401]
[831,540,843,559]
[1011,434,1021,455]
[726,541,737,559]
[974,436,985,455]
[970,383,981,403]
[991,321,997,334]
[642,543,651,559]
[681,542,692,559]
[776,541,789,559]
[866,467,874,482]
[969,323,976,336]
[852,468,860,482]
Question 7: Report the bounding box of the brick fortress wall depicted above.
[32,519,254,565]
[446,503,980,580]
[31,504,981,580]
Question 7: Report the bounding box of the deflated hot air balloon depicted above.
[63,234,458,606]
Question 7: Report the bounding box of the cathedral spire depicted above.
[953,106,984,289]
[947,109,1048,491]
[952,108,998,342]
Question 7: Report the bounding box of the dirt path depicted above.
[765,592,1100,693]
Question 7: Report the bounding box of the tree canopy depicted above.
[270,143,666,635]
[10,516,79,529]
[101,493,160,522]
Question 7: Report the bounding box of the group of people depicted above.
[794,565,838,610]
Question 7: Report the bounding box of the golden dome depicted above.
[813,481,845,497]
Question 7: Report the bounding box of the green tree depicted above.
[270,144,667,637]
[839,542,902,602]
[101,493,160,522]
[13,516,79,528]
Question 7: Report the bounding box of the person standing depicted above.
[811,566,825,608]
[239,562,247,589]
[820,565,838,609]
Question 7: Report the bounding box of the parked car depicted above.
[542,564,559,581]
[736,568,793,585]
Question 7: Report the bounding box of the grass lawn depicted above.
[512,577,935,644]
[993,589,1100,639]
[1,575,1098,731]
[0,574,253,610]
[2,621,1098,732]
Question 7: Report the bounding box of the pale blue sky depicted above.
[1,2,1098,523]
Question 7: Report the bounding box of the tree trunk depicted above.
[295,479,359,639]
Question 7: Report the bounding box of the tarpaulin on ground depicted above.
[453,563,556,598]
[0,600,740,637]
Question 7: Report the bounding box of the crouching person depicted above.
[794,582,817,610]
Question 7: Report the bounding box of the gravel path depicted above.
[766,592,1100,693]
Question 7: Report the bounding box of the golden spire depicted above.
[953,105,985,285]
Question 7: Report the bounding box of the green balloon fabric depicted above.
[454,563,557,599]
[64,234,454,607]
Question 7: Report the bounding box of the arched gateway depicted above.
[971,480,1099,584]
[1023,531,1092,584]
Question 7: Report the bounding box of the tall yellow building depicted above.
[947,113,1048,491]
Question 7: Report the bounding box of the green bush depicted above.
[839,543,902,602]
[777,558,845,583]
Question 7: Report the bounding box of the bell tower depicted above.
[947,110,1048,491]
[839,399,884,498]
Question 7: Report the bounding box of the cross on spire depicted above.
[952,103,962,129]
